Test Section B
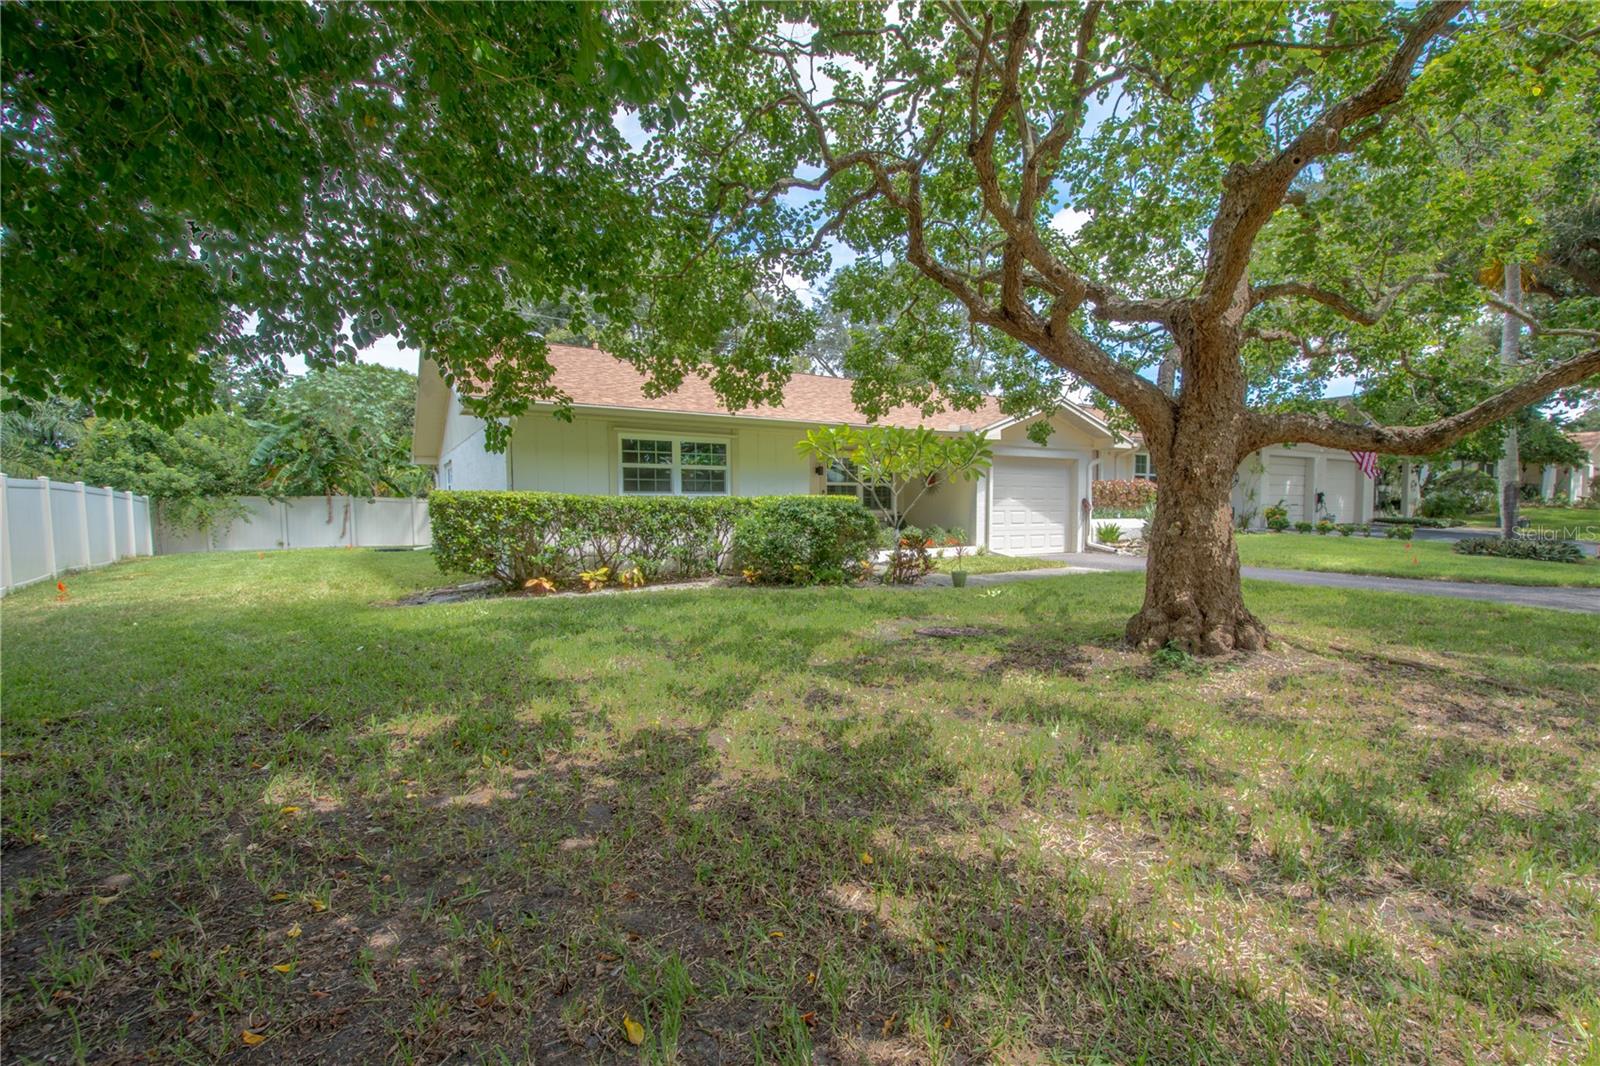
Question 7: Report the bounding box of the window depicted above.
[439,460,453,490]
[826,459,893,511]
[619,436,729,495]
[1133,452,1156,481]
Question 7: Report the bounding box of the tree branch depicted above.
[1194,1,1466,321]
[1484,295,1600,340]
[1242,347,1600,456]
[1250,273,1447,325]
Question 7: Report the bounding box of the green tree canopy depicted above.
[250,364,430,498]
[2,1,684,431]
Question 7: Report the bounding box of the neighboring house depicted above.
[1523,430,1598,501]
[412,345,1375,552]
[1100,439,1376,529]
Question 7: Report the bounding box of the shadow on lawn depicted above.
[4,716,1388,1065]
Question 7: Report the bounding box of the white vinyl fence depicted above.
[1,475,153,595]
[155,496,430,554]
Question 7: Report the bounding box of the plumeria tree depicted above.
[798,425,992,528]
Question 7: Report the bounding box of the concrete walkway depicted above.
[921,553,1600,614]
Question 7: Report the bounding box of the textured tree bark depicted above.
[1126,457,1268,655]
[1125,324,1267,655]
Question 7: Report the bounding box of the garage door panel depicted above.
[1266,456,1309,521]
[991,458,1071,555]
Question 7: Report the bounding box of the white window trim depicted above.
[616,429,733,496]
[1133,452,1156,481]
[824,458,893,512]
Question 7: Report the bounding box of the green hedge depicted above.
[430,491,878,588]
[1451,536,1587,564]
[731,496,881,585]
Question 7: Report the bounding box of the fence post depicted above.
[38,476,58,578]
[347,497,358,547]
[122,490,135,558]
[0,473,12,596]
[138,497,153,555]
[75,481,92,567]
[103,486,117,562]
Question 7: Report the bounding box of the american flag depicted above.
[1351,451,1378,479]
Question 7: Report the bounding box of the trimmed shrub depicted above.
[430,491,877,588]
[1386,523,1414,541]
[1091,479,1157,518]
[731,496,880,585]
[1376,515,1452,528]
[1452,537,1586,564]
[1294,520,1314,533]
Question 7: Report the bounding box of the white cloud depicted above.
[1050,205,1089,238]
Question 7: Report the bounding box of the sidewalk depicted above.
[916,554,1600,614]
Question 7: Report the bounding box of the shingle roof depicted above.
[517,343,1010,431]
[1572,429,1600,454]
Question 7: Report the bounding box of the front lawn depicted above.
[4,550,1598,1063]
[1464,506,1600,540]
[1236,531,1600,586]
[935,551,1067,575]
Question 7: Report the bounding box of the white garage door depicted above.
[1266,456,1310,521]
[990,457,1072,555]
[1321,458,1361,524]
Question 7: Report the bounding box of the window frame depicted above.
[1133,452,1156,481]
[824,457,893,512]
[616,431,732,497]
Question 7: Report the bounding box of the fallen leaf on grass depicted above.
[860,852,873,864]
[272,964,293,974]
[286,923,302,938]
[268,892,290,902]
[768,930,784,940]
[622,1014,645,1045]
[308,899,327,912]
[241,1029,267,1047]
[279,806,302,815]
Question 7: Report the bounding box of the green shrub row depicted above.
[1451,536,1587,564]
[731,496,880,585]
[429,491,879,588]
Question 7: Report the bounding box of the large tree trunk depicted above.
[1126,451,1267,655]
[1125,326,1267,655]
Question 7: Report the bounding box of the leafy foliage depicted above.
[796,425,991,526]
[250,365,429,498]
[1452,537,1586,564]
[731,496,880,586]
[1,1,685,433]
[430,491,876,589]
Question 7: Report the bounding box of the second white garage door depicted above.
[1265,456,1311,521]
[990,457,1072,555]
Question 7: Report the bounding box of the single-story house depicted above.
[412,345,1376,552]
[1522,430,1598,502]
[1097,439,1375,528]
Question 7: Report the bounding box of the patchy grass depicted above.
[936,552,1067,575]
[1464,506,1600,541]
[1236,532,1600,586]
[4,549,1598,1064]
